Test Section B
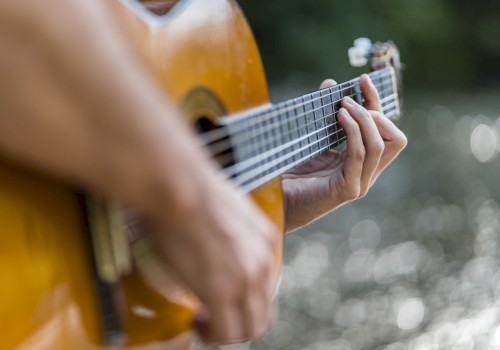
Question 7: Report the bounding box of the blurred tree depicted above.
[238,0,500,92]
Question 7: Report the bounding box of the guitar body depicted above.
[0,0,284,349]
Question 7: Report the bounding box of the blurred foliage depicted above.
[238,0,500,92]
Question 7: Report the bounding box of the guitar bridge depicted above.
[86,195,132,283]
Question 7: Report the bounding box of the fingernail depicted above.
[343,96,355,105]
[363,74,375,87]
[339,108,350,117]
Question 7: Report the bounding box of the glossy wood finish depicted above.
[0,0,284,349]
[0,160,101,350]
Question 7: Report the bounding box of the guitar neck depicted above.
[205,67,400,193]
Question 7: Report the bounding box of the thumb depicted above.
[320,78,337,89]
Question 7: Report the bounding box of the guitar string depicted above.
[223,98,398,177]
[207,76,395,164]
[211,90,398,175]
[200,68,393,146]
[214,104,396,183]
[207,87,396,159]
[206,75,394,158]
[242,135,349,192]
[223,99,398,179]
[222,80,395,157]
[224,87,396,162]
[200,69,392,146]
[232,123,347,183]
[239,134,347,188]
[241,107,399,191]
[203,68,392,145]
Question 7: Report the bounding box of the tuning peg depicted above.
[348,46,368,67]
[348,37,373,67]
[354,37,372,50]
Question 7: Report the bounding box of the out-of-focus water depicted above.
[210,91,500,350]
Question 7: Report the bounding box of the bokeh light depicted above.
[470,123,497,162]
[397,298,425,330]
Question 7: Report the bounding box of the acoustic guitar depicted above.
[0,0,403,349]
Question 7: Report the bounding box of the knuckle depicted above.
[347,115,360,129]
[361,108,372,119]
[349,103,364,117]
[342,182,361,201]
[372,139,385,155]
[241,263,258,287]
[397,133,408,149]
[208,271,243,302]
[353,148,365,162]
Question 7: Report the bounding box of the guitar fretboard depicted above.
[203,67,399,193]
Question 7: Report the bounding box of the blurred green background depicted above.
[239,0,500,94]
[210,1,500,350]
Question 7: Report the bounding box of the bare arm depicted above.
[0,0,277,344]
[0,0,195,214]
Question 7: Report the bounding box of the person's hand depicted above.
[145,168,279,345]
[282,74,407,232]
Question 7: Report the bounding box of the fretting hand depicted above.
[282,75,407,232]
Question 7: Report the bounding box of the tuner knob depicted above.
[348,37,373,67]
[348,46,368,67]
[354,37,372,50]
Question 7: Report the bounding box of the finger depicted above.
[320,78,337,89]
[231,215,275,342]
[342,97,384,196]
[243,262,273,341]
[360,74,382,112]
[202,301,241,345]
[369,111,407,185]
[337,107,364,201]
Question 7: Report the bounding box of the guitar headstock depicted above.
[348,38,403,121]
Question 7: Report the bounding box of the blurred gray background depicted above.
[218,1,500,349]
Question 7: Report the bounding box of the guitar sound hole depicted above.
[194,117,234,171]
[138,0,180,16]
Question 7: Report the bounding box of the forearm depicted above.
[0,0,215,219]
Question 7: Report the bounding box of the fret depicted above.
[321,87,335,148]
[333,84,345,147]
[252,112,265,164]
[262,112,274,177]
[376,71,385,101]
[269,110,281,177]
[286,100,300,163]
[353,80,364,105]
[347,82,355,101]
[378,70,395,116]
[303,93,318,153]
[227,117,245,170]
[379,72,389,101]
[298,96,311,157]
[242,113,258,163]
[271,107,281,169]
[250,111,269,177]
[278,102,290,161]
[326,85,335,148]
[222,67,398,192]
[310,91,324,150]
[293,96,309,161]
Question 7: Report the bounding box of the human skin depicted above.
[283,77,407,232]
[0,0,406,345]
